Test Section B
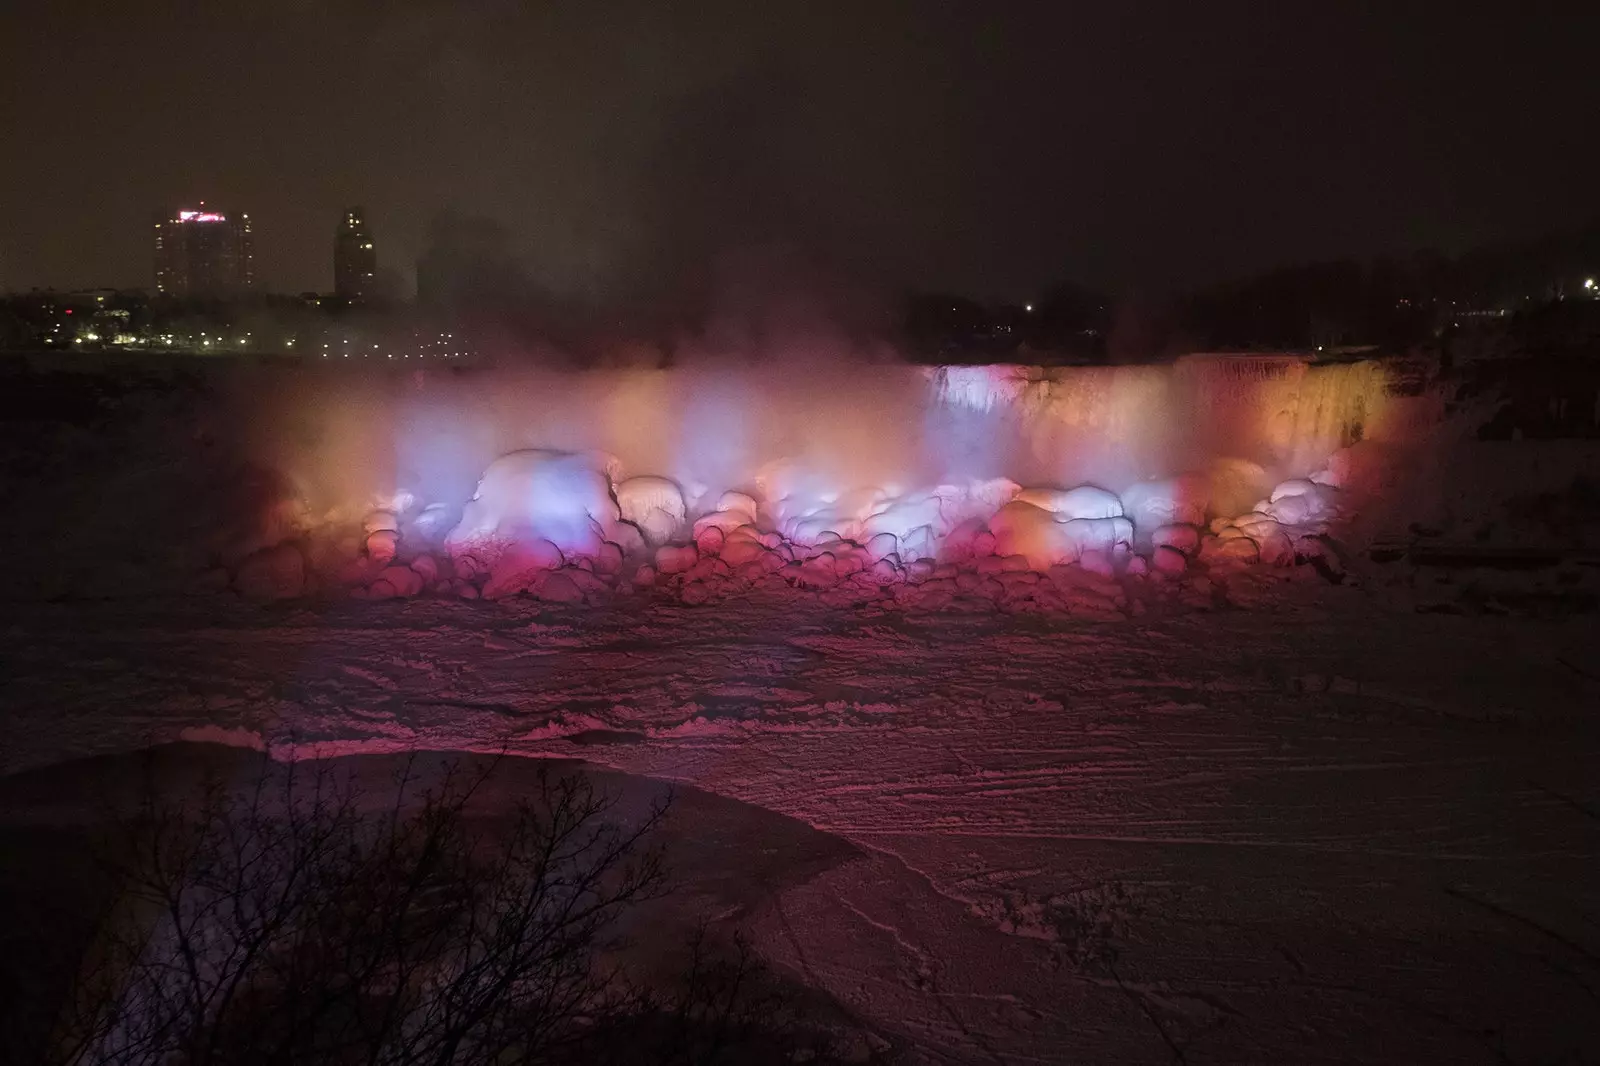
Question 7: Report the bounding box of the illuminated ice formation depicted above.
[446,449,627,560]
[345,445,1359,607]
[615,475,687,545]
[232,355,1400,607]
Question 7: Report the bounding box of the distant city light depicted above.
[1024,303,1034,313]
[176,210,228,223]
[1586,278,1596,291]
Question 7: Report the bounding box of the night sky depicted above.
[2,2,1596,301]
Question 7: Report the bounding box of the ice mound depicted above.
[1011,485,1122,520]
[446,449,626,561]
[266,448,1358,613]
[615,475,687,545]
[987,501,1134,570]
[1121,475,1209,532]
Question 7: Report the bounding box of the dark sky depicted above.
[2,2,1596,301]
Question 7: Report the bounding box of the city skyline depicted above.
[2,5,1597,303]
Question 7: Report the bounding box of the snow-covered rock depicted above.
[655,543,699,575]
[1078,549,1117,579]
[535,571,585,604]
[940,516,993,562]
[371,565,425,599]
[987,502,1133,570]
[693,524,726,557]
[868,558,902,585]
[615,475,686,545]
[1295,532,1352,580]
[606,521,647,557]
[797,554,839,588]
[447,450,619,561]
[593,541,624,576]
[1269,478,1320,503]
[1059,516,1134,559]
[715,490,760,520]
[1200,536,1259,566]
[1206,457,1273,521]
[1151,545,1188,575]
[1254,528,1297,567]
[481,538,563,600]
[1151,523,1203,556]
[1013,484,1123,520]
[864,532,899,562]
[693,508,754,539]
[405,503,459,545]
[1121,474,1209,532]
[365,529,399,565]
[1261,479,1341,527]
[861,492,944,542]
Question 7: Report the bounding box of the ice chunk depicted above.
[694,524,726,555]
[1200,535,1259,566]
[693,508,754,538]
[1262,479,1341,526]
[372,565,425,598]
[987,502,1061,570]
[1269,478,1321,503]
[1060,516,1134,559]
[655,543,699,575]
[593,541,624,575]
[1151,545,1188,575]
[868,558,902,585]
[447,450,618,560]
[716,490,760,520]
[1255,528,1296,566]
[402,503,461,548]
[1078,549,1117,578]
[1013,484,1123,520]
[1121,475,1208,531]
[365,529,399,565]
[861,492,943,541]
[719,534,770,567]
[1151,523,1202,555]
[615,476,686,545]
[536,571,585,604]
[1206,457,1273,520]
[481,538,563,600]
[797,553,839,588]
[409,554,439,583]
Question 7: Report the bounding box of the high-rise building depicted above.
[335,207,377,301]
[152,206,254,297]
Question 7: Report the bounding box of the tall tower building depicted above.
[152,205,254,296]
[334,207,377,301]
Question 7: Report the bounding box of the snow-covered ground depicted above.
[4,586,1598,1063]
[3,353,1599,1061]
